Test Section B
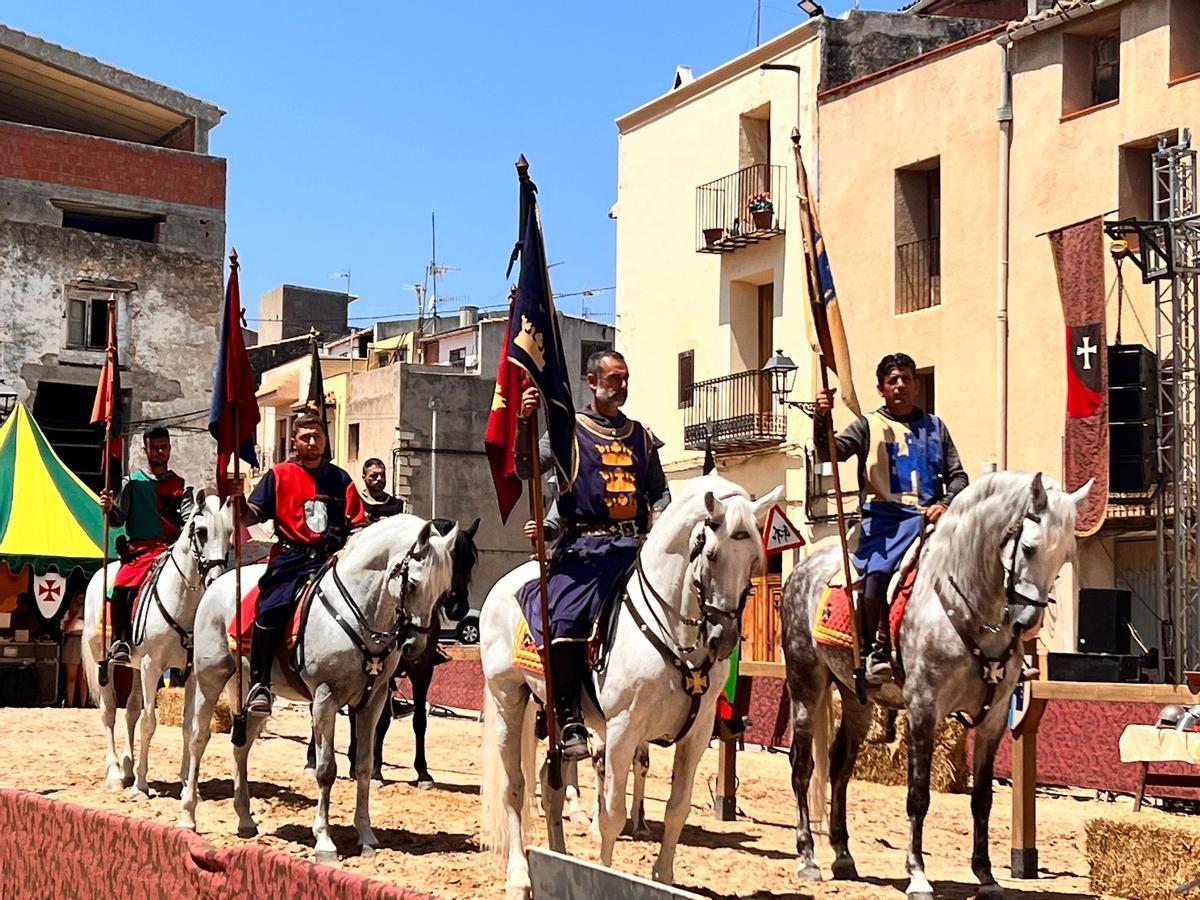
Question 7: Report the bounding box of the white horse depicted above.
[81,491,232,795]
[480,474,781,897]
[178,514,456,863]
[779,472,1089,898]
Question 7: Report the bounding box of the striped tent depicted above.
[0,404,118,575]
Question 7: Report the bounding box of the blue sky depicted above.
[8,1,883,330]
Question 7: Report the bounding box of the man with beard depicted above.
[519,349,670,760]
[359,457,407,522]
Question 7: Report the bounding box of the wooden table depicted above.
[1009,681,1200,878]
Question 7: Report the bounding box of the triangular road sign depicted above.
[763,504,805,555]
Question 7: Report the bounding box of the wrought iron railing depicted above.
[895,236,941,314]
[683,369,786,451]
[696,163,786,253]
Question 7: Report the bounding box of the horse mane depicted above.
[648,473,760,558]
[922,471,1078,601]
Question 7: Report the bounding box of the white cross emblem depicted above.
[365,658,383,676]
[1076,336,1098,371]
[985,661,1006,684]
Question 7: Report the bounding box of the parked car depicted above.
[439,605,480,645]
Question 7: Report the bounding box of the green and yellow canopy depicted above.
[0,404,118,575]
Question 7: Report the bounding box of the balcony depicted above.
[696,164,786,253]
[683,369,786,452]
[895,236,941,314]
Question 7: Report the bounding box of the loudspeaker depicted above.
[1108,345,1158,493]
[1078,587,1132,654]
[1109,344,1157,388]
[1047,651,1141,683]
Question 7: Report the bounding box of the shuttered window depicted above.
[678,350,695,409]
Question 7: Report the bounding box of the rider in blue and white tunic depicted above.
[815,352,968,685]
[520,349,670,761]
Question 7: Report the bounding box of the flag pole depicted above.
[792,130,867,703]
[98,296,117,687]
[229,248,248,748]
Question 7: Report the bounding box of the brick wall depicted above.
[0,121,225,209]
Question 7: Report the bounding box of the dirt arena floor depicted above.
[0,703,1120,898]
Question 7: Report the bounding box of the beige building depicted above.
[615,0,1199,663]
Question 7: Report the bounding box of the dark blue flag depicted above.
[506,163,576,489]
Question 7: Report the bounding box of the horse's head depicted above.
[1000,472,1092,636]
[185,489,233,588]
[688,484,783,661]
[434,517,479,621]
[384,519,456,662]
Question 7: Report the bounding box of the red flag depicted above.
[1050,217,1108,535]
[89,295,123,465]
[484,294,525,523]
[208,250,260,499]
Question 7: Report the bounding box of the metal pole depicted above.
[230,405,247,746]
[429,398,440,519]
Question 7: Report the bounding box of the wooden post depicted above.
[1010,696,1047,879]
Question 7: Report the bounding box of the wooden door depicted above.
[742,571,783,663]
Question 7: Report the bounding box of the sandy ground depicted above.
[0,703,1115,898]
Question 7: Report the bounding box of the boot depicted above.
[550,643,589,762]
[245,624,280,718]
[862,595,893,686]
[107,591,132,665]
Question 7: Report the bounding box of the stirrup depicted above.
[864,651,894,686]
[107,641,132,665]
[559,722,590,762]
[245,683,274,718]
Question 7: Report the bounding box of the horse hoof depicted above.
[314,849,338,865]
[371,778,385,790]
[176,819,196,832]
[977,884,1004,899]
[505,887,531,900]
[128,788,150,802]
[360,844,376,859]
[303,767,316,781]
[798,864,823,882]
[416,779,434,791]
[105,778,123,793]
[831,858,859,881]
[237,824,258,839]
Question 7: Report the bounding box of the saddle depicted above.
[225,575,323,700]
[97,553,169,641]
[813,566,917,657]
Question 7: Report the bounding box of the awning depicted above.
[0,404,118,575]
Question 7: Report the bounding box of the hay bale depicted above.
[1087,812,1200,898]
[156,686,232,734]
[850,703,969,793]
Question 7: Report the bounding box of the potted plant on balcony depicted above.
[703,225,725,247]
[748,193,774,231]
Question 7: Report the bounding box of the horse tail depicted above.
[480,686,537,856]
[808,687,833,828]
[82,579,102,702]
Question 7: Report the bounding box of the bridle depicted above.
[174,518,225,591]
[944,509,1047,636]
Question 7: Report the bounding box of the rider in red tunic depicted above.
[237,413,366,717]
[99,426,194,665]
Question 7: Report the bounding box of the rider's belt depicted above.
[278,538,326,559]
[568,521,639,539]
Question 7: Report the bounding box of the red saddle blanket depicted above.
[813,567,917,652]
[98,553,167,640]
[225,585,307,656]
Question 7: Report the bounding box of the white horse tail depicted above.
[808,688,833,828]
[81,614,101,703]
[479,686,539,857]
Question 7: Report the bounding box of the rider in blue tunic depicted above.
[519,349,670,761]
[815,352,968,685]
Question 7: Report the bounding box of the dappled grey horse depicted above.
[177,514,455,862]
[779,472,1089,899]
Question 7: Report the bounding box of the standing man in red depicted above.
[236,414,366,717]
[99,426,194,664]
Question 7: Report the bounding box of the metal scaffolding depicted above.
[1107,129,1200,677]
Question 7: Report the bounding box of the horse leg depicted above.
[651,723,709,884]
[903,703,937,899]
[352,694,388,855]
[628,743,651,839]
[598,718,637,869]
[789,683,825,880]
[304,704,317,779]
[412,667,432,788]
[970,713,1007,898]
[311,686,340,862]
[491,686,533,899]
[98,671,123,791]
[231,711,268,839]
[178,673,196,787]
[372,678,391,786]
[122,675,141,787]
[829,687,871,880]
[130,658,164,799]
[177,667,227,831]
[588,744,606,842]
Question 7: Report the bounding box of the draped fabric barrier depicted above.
[0,790,437,900]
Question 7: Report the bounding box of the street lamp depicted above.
[797,0,825,16]
[762,349,799,403]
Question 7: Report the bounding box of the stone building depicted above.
[0,24,226,490]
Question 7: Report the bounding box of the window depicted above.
[348,423,360,460]
[66,294,116,350]
[356,334,370,358]
[1063,25,1120,116]
[678,350,695,409]
[917,366,936,415]
[895,159,941,314]
[1119,131,1179,225]
[580,340,612,377]
[60,205,161,243]
[1169,0,1200,82]
[448,348,466,366]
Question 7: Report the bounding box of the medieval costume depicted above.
[360,488,406,522]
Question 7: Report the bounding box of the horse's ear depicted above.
[751,485,784,520]
[194,487,206,509]
[1069,478,1095,506]
[412,520,434,559]
[1031,472,1048,514]
[466,517,481,538]
[704,491,725,526]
